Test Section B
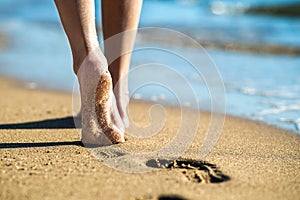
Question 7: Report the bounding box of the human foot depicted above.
[75,73,130,131]
[77,50,125,145]
[113,81,130,128]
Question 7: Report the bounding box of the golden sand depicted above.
[0,77,299,200]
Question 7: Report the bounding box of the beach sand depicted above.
[0,76,299,200]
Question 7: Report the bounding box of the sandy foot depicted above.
[77,50,125,145]
[113,81,130,128]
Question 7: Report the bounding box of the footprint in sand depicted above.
[146,159,230,184]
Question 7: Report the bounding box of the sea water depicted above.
[0,0,299,132]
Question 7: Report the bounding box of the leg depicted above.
[54,0,98,73]
[102,0,143,127]
[54,0,125,144]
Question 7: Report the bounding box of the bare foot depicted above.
[113,82,130,128]
[77,50,125,146]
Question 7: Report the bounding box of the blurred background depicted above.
[0,0,299,132]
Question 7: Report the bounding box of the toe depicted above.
[106,126,125,144]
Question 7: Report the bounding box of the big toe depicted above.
[107,126,125,144]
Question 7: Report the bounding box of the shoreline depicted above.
[2,75,298,135]
[0,75,299,199]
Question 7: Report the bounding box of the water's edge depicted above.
[2,75,298,135]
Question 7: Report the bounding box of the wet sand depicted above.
[0,77,299,200]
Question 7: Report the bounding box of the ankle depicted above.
[74,47,109,76]
[72,43,100,74]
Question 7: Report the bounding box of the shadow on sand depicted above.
[0,116,83,149]
[0,116,80,129]
[0,141,83,149]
